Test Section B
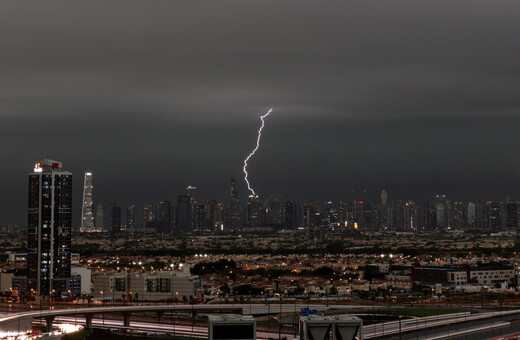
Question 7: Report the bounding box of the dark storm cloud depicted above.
[1,1,520,224]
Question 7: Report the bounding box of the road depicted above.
[5,303,520,340]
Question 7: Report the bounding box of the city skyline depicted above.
[2,1,520,225]
[3,160,520,228]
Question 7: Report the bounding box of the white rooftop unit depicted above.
[300,316,334,340]
[332,315,363,340]
[300,315,363,340]
[208,314,256,340]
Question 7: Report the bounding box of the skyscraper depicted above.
[247,195,263,229]
[488,201,502,230]
[157,200,172,232]
[80,172,94,231]
[176,195,192,231]
[435,195,451,229]
[228,172,243,230]
[126,204,135,229]
[206,200,224,231]
[467,202,476,227]
[505,201,519,229]
[27,159,72,296]
[110,203,121,233]
[95,203,104,230]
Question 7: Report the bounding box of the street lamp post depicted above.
[399,315,402,340]
[249,291,252,314]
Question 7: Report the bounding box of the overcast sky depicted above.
[2,1,520,226]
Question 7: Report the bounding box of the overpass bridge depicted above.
[5,303,519,340]
[0,304,243,332]
[0,303,343,333]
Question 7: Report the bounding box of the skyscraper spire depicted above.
[80,172,94,230]
[230,168,238,201]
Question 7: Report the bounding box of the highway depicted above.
[38,316,299,340]
[44,309,520,340]
[4,303,520,339]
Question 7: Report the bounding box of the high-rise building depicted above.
[230,170,238,201]
[110,203,121,233]
[27,159,72,296]
[488,201,503,230]
[380,190,388,205]
[467,202,476,227]
[264,195,285,228]
[186,186,198,229]
[247,195,263,229]
[95,203,104,230]
[195,204,206,230]
[176,195,192,231]
[80,172,94,230]
[379,190,389,230]
[391,200,404,230]
[126,205,135,229]
[505,201,519,229]
[476,201,490,229]
[157,200,172,232]
[284,201,296,229]
[302,202,314,229]
[435,195,451,229]
[403,200,418,230]
[423,202,436,230]
[205,200,224,231]
[226,172,243,230]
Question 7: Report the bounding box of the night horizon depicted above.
[2,1,520,226]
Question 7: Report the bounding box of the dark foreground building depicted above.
[14,159,79,299]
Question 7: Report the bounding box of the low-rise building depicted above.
[414,265,469,286]
[469,263,514,286]
[92,271,201,302]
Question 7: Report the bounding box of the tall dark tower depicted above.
[110,203,121,233]
[230,169,238,200]
[247,195,263,229]
[228,170,243,230]
[27,159,72,296]
[176,195,192,231]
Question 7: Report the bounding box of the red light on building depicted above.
[52,163,59,168]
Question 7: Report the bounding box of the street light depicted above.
[249,291,252,314]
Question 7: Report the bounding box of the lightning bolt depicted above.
[243,108,273,196]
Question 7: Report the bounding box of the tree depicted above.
[220,284,231,295]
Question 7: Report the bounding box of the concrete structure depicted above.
[299,315,363,340]
[0,272,14,292]
[208,314,256,340]
[71,266,91,295]
[7,252,27,263]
